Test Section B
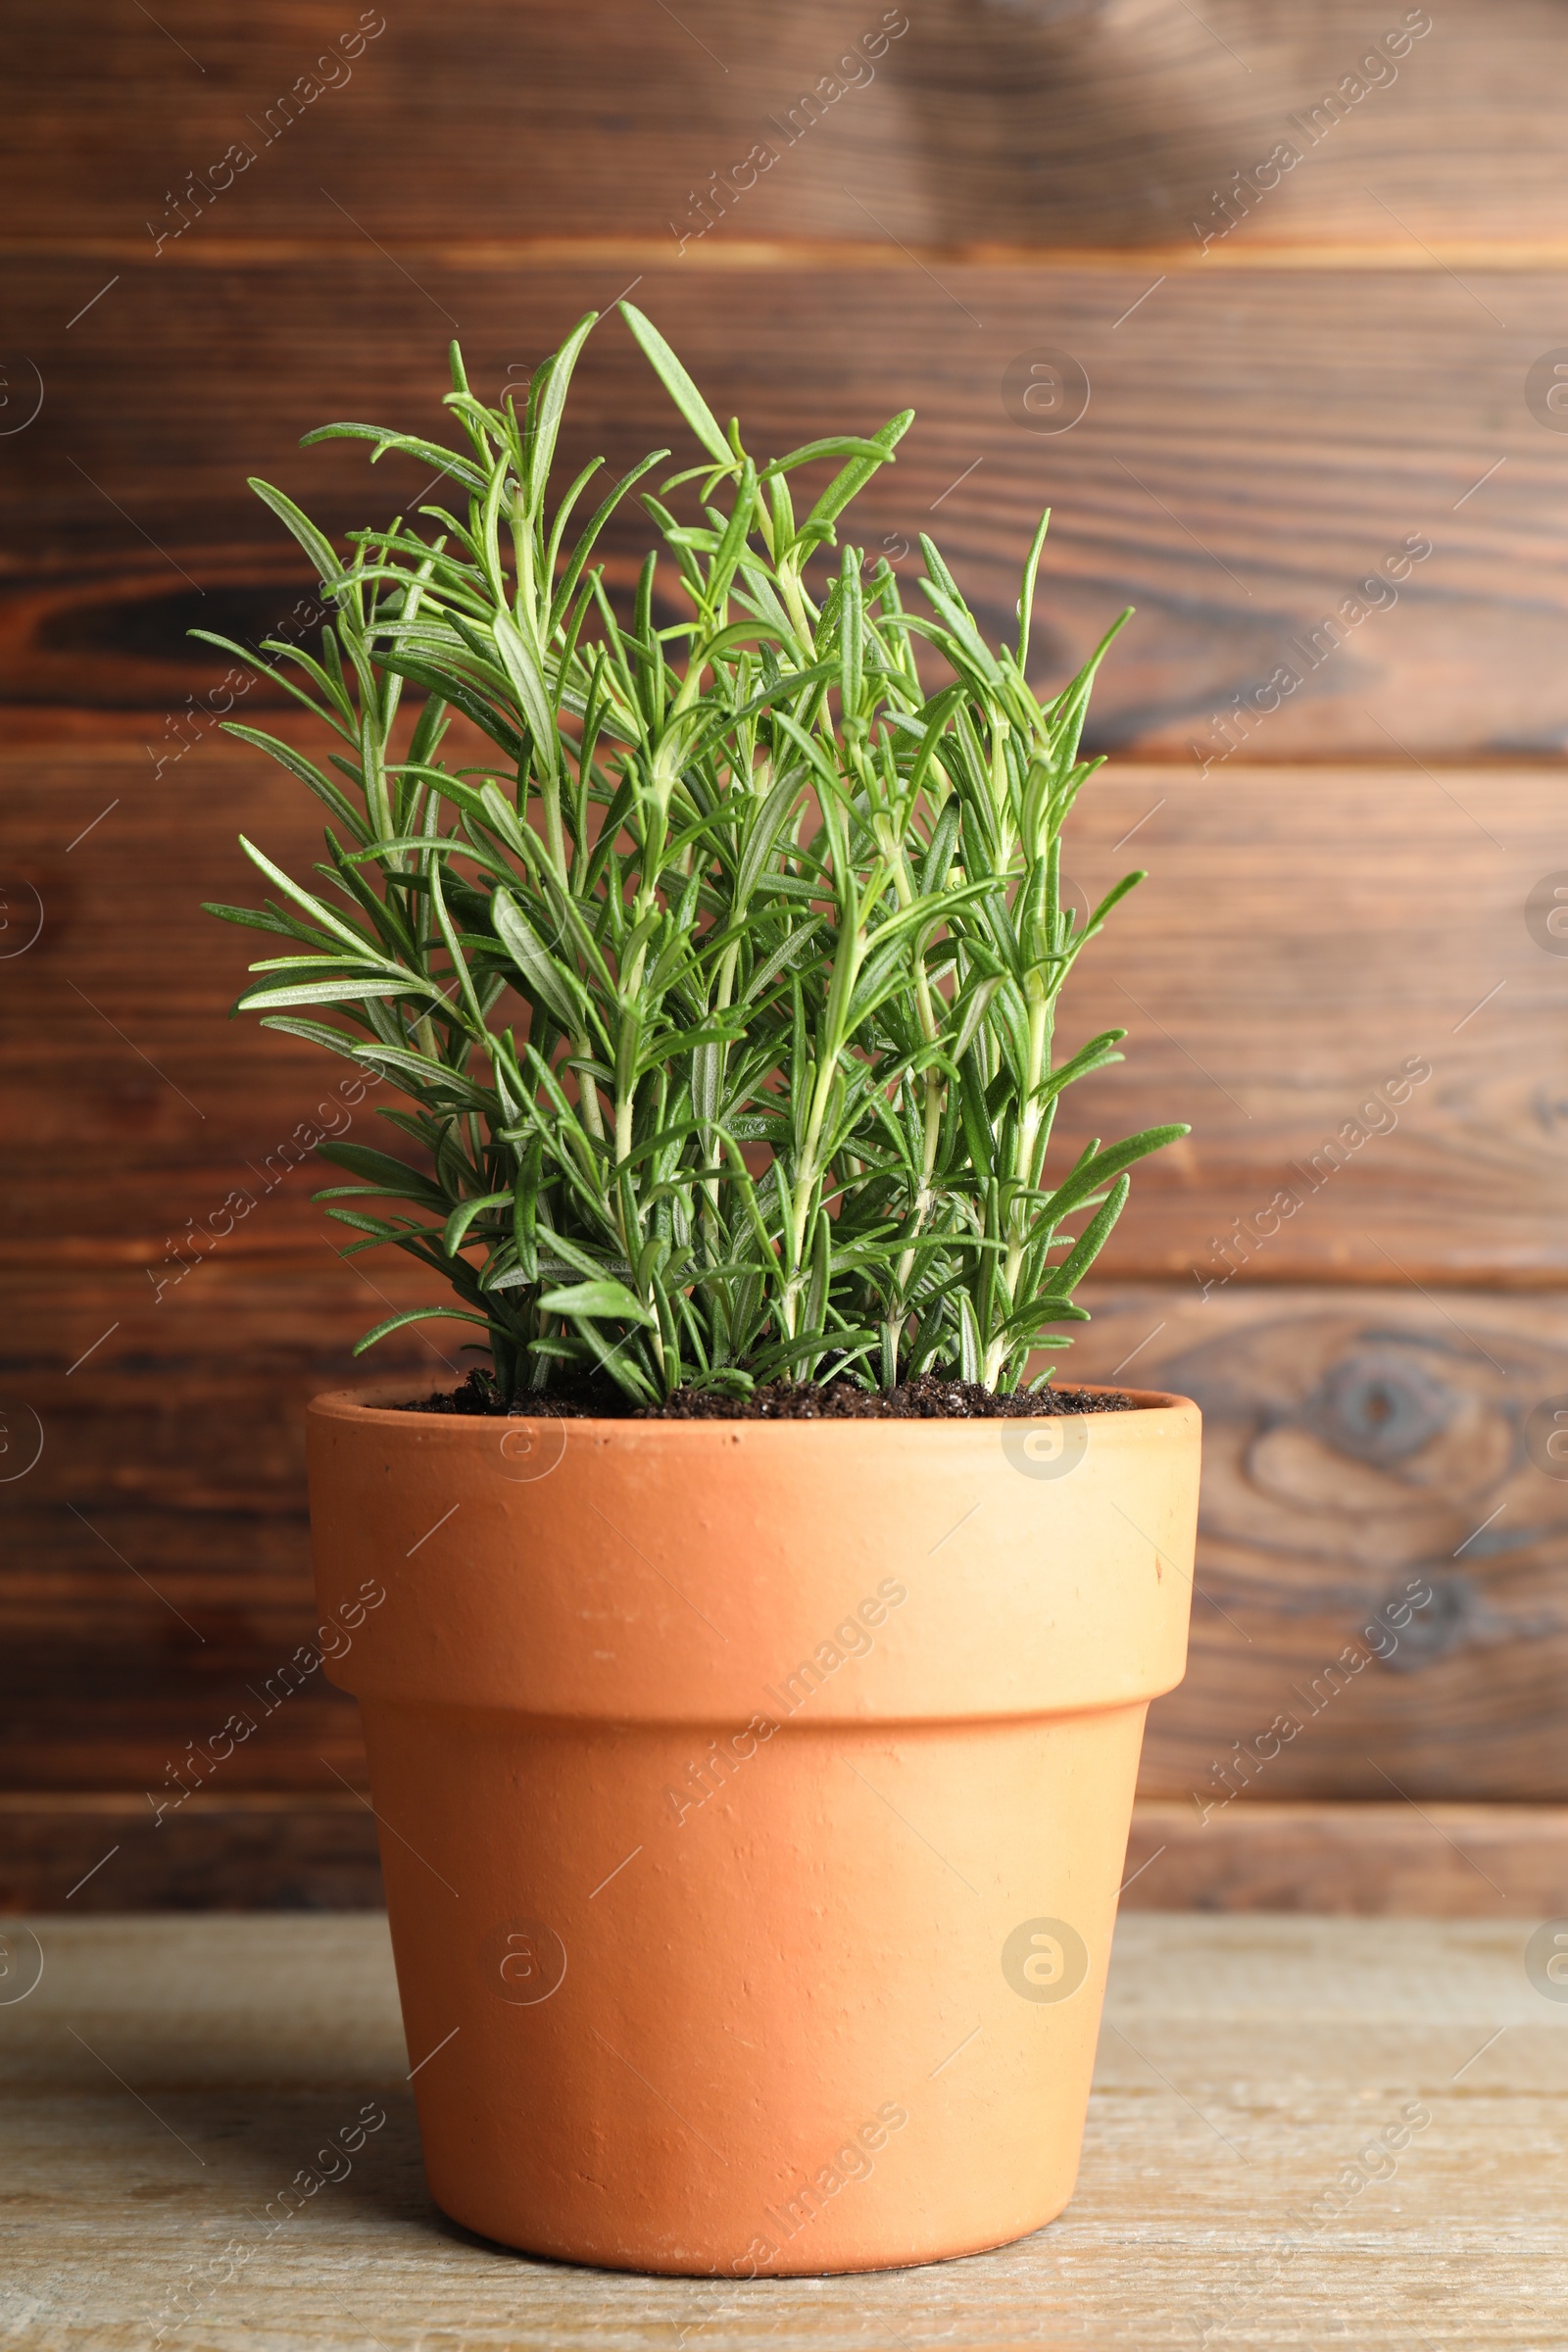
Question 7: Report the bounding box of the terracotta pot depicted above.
[307,1383,1200,2276]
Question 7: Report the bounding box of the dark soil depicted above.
[398,1368,1139,1420]
[643,1373,1138,1420]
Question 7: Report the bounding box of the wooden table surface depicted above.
[5,1918,1568,2349]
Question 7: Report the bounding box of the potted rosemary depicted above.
[205,306,1200,2277]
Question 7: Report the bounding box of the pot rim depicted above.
[310,1378,1196,1431]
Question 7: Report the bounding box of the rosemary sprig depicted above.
[205,305,1186,1400]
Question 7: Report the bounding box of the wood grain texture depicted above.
[0,1792,382,1912]
[5,1914,1567,2342]
[7,1794,1567,1917]
[1069,1286,1568,1802]
[0,1263,440,1808]
[2,0,1565,255]
[6,258,1568,758]
[1121,1799,1568,1915]
[9,0,1567,1909]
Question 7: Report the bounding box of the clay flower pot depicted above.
[308,1382,1200,2276]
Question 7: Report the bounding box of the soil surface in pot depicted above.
[397,1370,1139,1420]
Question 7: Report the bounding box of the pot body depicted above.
[307,1387,1200,2276]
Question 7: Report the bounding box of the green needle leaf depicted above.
[538,1279,658,1328]
[620,302,735,469]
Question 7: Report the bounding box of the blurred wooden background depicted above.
[5,0,1568,1913]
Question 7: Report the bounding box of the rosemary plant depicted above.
[204,305,1185,1404]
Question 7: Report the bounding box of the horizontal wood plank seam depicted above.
[8,237,1568,272]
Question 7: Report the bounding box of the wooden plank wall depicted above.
[4,0,1568,1913]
